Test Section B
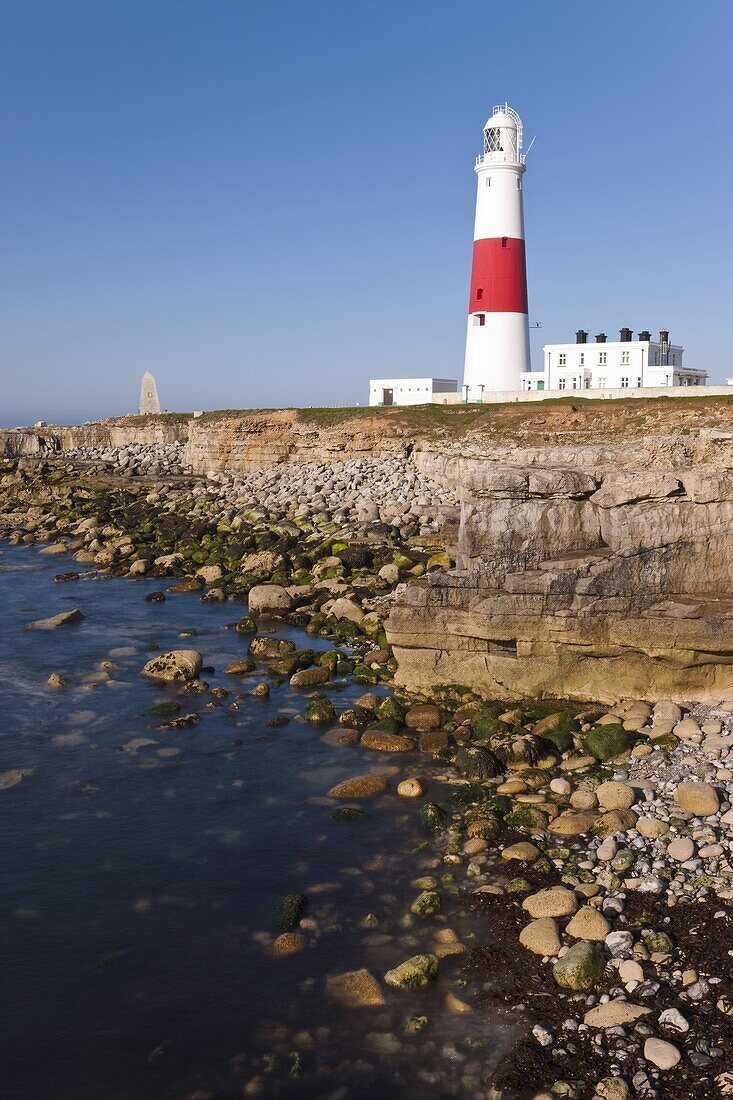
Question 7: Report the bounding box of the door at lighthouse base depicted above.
[382,389,394,406]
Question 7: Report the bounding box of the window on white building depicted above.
[559,353,567,366]
[579,353,585,365]
[516,177,522,190]
[621,350,630,365]
[636,377,642,388]
[572,378,578,389]
[621,377,629,388]
[599,351,607,365]
[558,378,566,390]
[584,377,591,389]
[485,178,491,188]
[598,376,606,388]
[474,314,485,326]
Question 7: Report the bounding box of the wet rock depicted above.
[361,730,415,752]
[290,666,330,688]
[141,649,203,682]
[195,564,223,585]
[223,659,255,675]
[418,802,448,833]
[248,584,294,613]
[46,671,68,689]
[384,954,438,990]
[328,774,389,798]
[552,942,604,990]
[325,968,385,1007]
[502,841,541,863]
[419,730,449,752]
[411,890,441,917]
[278,893,307,931]
[306,694,336,723]
[397,777,426,798]
[248,636,297,659]
[0,768,33,791]
[272,932,307,956]
[455,745,503,780]
[404,704,442,731]
[583,725,635,761]
[28,608,84,630]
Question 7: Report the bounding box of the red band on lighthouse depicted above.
[468,237,528,314]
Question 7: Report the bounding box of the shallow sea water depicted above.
[0,544,514,1099]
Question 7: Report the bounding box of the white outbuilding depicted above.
[368,378,458,407]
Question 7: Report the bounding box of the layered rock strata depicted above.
[388,436,733,705]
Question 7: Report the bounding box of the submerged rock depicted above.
[28,608,84,630]
[326,969,385,1007]
[384,954,438,990]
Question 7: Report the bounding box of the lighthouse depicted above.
[463,104,531,396]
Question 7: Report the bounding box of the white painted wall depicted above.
[464,312,531,397]
[537,339,706,391]
[368,378,458,407]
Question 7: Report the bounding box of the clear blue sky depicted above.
[2,0,732,424]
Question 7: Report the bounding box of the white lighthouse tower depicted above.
[463,103,531,396]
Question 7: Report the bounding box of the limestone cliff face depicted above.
[184,410,414,474]
[0,419,188,457]
[388,432,733,705]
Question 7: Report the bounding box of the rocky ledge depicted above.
[388,438,733,706]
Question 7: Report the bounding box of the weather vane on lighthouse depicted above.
[462,103,532,397]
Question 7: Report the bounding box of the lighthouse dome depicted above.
[481,103,524,163]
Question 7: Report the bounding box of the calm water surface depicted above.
[0,544,512,1099]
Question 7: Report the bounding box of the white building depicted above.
[521,329,707,392]
[463,103,531,397]
[368,378,458,407]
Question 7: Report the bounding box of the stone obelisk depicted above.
[138,372,161,415]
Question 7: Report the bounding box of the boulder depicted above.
[519,918,561,956]
[325,969,385,1007]
[675,781,719,816]
[195,564,223,585]
[397,777,426,798]
[328,774,390,799]
[522,886,578,919]
[290,666,330,688]
[360,731,415,752]
[405,704,442,731]
[596,781,636,810]
[248,584,294,614]
[552,942,604,990]
[565,906,611,941]
[384,954,438,990]
[548,811,596,837]
[583,1000,651,1027]
[141,649,203,682]
[329,597,364,623]
[643,1037,681,1070]
[28,609,84,630]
